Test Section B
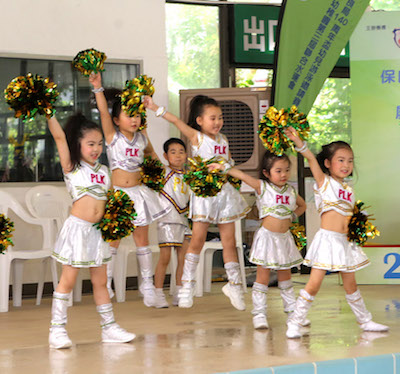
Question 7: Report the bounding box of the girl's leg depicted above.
[252,266,270,329]
[178,222,209,308]
[286,268,326,339]
[173,240,188,306]
[133,225,156,307]
[342,272,388,332]
[218,222,245,311]
[49,265,80,349]
[107,241,120,299]
[278,269,311,326]
[90,266,136,343]
[154,246,172,308]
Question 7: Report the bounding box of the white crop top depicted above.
[159,167,190,225]
[256,180,297,220]
[64,161,111,203]
[106,131,148,172]
[314,175,354,216]
[191,131,231,163]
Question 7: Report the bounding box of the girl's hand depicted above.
[284,126,304,148]
[207,163,224,172]
[143,96,158,112]
[89,72,102,89]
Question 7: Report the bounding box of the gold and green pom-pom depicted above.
[0,214,15,254]
[228,175,242,191]
[140,156,165,192]
[183,156,227,197]
[348,200,380,246]
[72,48,107,77]
[94,189,137,242]
[4,73,59,122]
[258,105,310,156]
[290,223,307,251]
[120,75,155,131]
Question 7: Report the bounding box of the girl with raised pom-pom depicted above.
[209,151,306,329]
[144,95,250,310]
[284,127,388,338]
[47,113,135,349]
[89,73,170,308]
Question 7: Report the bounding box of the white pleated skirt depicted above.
[52,215,111,268]
[115,184,171,227]
[189,182,250,224]
[303,228,370,272]
[249,226,303,269]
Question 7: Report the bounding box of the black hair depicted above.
[187,95,220,131]
[260,150,291,181]
[63,112,102,169]
[316,141,353,175]
[163,137,187,153]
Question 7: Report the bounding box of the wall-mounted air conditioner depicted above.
[179,87,271,178]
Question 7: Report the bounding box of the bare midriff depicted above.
[262,216,292,233]
[111,169,141,187]
[70,195,106,223]
[320,210,350,233]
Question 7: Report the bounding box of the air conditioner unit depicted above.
[179,87,271,178]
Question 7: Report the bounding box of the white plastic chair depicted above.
[0,190,57,312]
[195,220,247,297]
[25,185,84,303]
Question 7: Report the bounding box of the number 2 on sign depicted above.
[383,252,400,279]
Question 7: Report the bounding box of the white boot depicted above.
[172,286,182,306]
[49,292,73,349]
[107,250,116,299]
[178,253,199,308]
[345,289,389,332]
[155,288,169,308]
[286,289,314,339]
[137,246,156,307]
[252,282,268,329]
[279,279,311,327]
[222,262,246,311]
[97,303,136,343]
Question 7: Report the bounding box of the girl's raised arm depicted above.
[228,167,261,194]
[143,96,198,145]
[47,117,73,173]
[89,73,115,144]
[284,127,325,188]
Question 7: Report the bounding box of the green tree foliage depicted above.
[370,0,400,10]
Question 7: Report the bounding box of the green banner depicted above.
[274,0,369,114]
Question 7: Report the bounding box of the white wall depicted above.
[0,0,169,284]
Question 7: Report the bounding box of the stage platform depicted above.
[0,274,398,374]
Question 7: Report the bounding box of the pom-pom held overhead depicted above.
[290,223,307,251]
[258,105,310,156]
[72,48,107,77]
[120,75,155,131]
[4,73,59,122]
[140,156,166,192]
[348,200,380,246]
[183,156,227,197]
[94,189,137,242]
[0,214,15,255]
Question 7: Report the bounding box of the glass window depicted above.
[0,58,140,182]
[235,68,273,87]
[370,0,400,10]
[166,3,220,123]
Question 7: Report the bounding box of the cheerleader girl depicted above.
[284,127,389,338]
[89,73,170,307]
[210,151,306,329]
[47,113,135,349]
[144,95,250,309]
